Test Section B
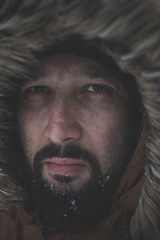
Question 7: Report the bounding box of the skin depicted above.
[18,54,133,191]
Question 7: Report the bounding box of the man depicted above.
[0,0,158,240]
[1,37,147,240]
[17,38,141,233]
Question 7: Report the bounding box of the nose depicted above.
[45,97,82,144]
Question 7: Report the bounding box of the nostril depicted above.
[64,137,75,142]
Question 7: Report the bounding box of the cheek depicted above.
[79,105,119,139]
[78,107,116,158]
[18,109,38,134]
[17,108,47,157]
[78,102,130,163]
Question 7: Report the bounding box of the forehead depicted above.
[39,54,122,84]
[42,54,106,72]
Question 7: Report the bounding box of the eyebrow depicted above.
[79,71,114,81]
[38,70,48,81]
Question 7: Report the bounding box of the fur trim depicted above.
[0,0,160,239]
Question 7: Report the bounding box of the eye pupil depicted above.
[34,86,45,92]
[92,85,104,92]
[29,85,48,93]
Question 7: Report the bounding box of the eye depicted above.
[87,85,108,93]
[26,85,50,93]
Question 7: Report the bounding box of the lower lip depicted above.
[44,162,86,176]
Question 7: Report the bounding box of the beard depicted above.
[23,143,114,232]
[20,127,135,233]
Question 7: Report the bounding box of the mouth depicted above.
[43,158,88,176]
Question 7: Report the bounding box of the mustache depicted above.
[34,143,100,169]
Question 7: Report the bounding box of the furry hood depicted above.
[0,0,160,239]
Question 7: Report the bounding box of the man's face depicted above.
[18,54,136,231]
